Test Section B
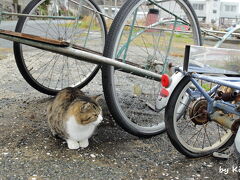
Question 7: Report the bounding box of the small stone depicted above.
[29,114,35,119]
[90,154,96,158]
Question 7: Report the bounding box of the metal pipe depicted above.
[192,73,240,91]
[202,28,240,36]
[1,6,114,20]
[0,32,162,81]
[1,11,77,20]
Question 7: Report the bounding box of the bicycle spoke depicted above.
[203,124,212,147]
[186,126,204,144]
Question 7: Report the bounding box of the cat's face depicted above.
[67,100,102,125]
[79,101,102,125]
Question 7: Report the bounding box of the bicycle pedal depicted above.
[213,152,230,159]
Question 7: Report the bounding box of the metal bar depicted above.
[126,23,192,33]
[202,28,240,36]
[1,1,115,21]
[201,29,222,40]
[123,8,138,63]
[191,73,240,90]
[1,11,77,20]
[163,16,177,73]
[190,76,213,103]
[214,25,240,48]
[0,30,162,81]
[183,45,190,72]
[213,101,240,116]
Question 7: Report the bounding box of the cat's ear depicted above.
[81,102,91,112]
[92,94,103,103]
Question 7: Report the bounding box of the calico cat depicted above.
[47,87,103,149]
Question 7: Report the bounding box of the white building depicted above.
[190,0,240,26]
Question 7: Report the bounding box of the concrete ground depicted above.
[0,53,239,180]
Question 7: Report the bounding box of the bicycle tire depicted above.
[165,76,235,157]
[14,0,107,95]
[102,0,202,137]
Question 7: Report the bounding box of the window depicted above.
[213,10,217,14]
[192,3,204,11]
[225,5,237,12]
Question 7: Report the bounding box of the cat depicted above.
[47,87,103,149]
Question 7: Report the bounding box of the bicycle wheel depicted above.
[14,0,107,95]
[165,76,235,157]
[102,0,202,137]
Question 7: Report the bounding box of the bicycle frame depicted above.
[183,71,240,153]
[0,0,201,76]
[172,44,240,154]
[184,72,240,116]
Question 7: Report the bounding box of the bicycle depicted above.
[0,0,202,137]
[164,45,240,157]
[1,0,109,95]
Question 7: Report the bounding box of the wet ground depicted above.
[0,53,239,180]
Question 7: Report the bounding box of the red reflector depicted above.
[161,74,170,87]
[160,88,169,97]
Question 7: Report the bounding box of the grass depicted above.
[202,83,212,91]
[60,16,102,31]
[119,30,194,57]
[0,55,7,60]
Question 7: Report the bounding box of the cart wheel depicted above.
[102,0,202,137]
[14,0,107,95]
[165,76,235,157]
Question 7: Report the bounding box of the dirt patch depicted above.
[0,54,8,60]
[0,48,12,60]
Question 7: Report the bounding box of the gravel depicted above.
[0,54,239,180]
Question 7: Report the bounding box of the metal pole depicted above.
[0,32,162,81]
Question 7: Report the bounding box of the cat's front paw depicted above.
[66,139,80,149]
[79,139,89,148]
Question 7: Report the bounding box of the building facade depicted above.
[190,0,240,26]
